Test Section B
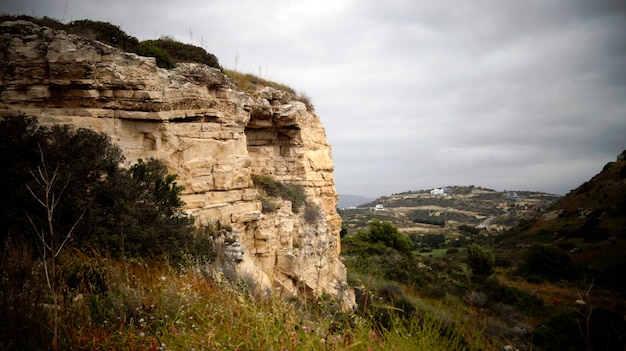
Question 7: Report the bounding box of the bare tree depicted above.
[25,146,83,351]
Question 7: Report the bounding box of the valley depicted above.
[340,186,561,242]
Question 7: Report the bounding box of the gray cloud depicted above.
[2,0,625,197]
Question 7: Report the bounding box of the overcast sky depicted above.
[3,0,626,197]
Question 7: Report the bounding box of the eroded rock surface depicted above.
[0,20,354,308]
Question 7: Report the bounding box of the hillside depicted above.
[338,157,626,350]
[497,153,626,293]
[340,186,560,241]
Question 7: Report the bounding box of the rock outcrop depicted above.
[0,20,353,308]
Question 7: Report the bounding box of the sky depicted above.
[2,0,626,198]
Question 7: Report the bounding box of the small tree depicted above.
[367,220,413,254]
[466,244,495,277]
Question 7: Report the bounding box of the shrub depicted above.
[481,277,543,314]
[366,220,413,254]
[0,14,66,30]
[136,42,175,68]
[419,233,446,249]
[458,224,479,235]
[304,203,322,224]
[340,223,349,237]
[446,247,459,255]
[296,91,314,111]
[224,70,296,95]
[466,244,495,277]
[66,19,139,52]
[0,118,201,261]
[251,175,306,213]
[139,38,221,69]
[516,244,577,282]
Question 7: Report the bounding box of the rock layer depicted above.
[0,20,353,308]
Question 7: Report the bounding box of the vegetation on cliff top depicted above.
[0,14,222,70]
[1,14,315,109]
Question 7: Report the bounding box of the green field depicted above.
[414,248,465,257]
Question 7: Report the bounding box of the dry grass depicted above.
[0,244,492,350]
[224,70,315,110]
[224,69,296,96]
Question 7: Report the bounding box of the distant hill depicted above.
[356,185,560,231]
[497,152,626,293]
[338,194,374,208]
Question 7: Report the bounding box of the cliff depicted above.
[0,20,353,307]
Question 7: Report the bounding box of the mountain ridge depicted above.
[338,194,374,208]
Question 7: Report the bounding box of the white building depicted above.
[430,188,445,196]
[374,204,384,211]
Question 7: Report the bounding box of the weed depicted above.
[252,174,307,213]
[225,69,296,96]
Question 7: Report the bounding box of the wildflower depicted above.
[139,332,145,337]
[160,276,167,281]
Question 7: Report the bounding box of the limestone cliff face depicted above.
[0,20,353,307]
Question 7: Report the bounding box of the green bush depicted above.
[458,224,479,235]
[251,175,306,213]
[446,247,459,255]
[139,37,221,69]
[340,223,349,237]
[481,278,543,314]
[136,42,175,68]
[366,220,413,254]
[516,244,578,282]
[66,19,139,52]
[466,244,495,277]
[0,118,205,262]
[0,14,67,30]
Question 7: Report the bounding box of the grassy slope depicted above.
[496,160,626,293]
[1,247,492,350]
